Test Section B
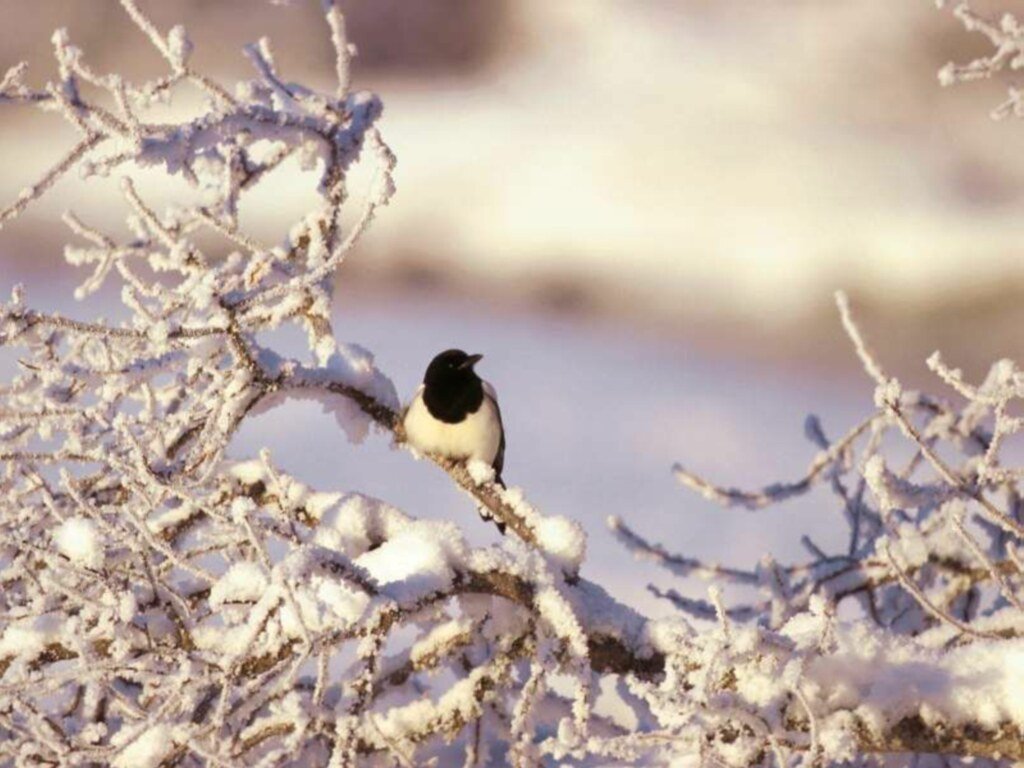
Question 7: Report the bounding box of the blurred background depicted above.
[2,0,1024,610]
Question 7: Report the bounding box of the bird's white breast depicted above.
[403,384,502,465]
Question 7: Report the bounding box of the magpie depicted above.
[403,349,507,529]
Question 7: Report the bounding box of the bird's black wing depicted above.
[484,384,506,487]
[479,381,507,534]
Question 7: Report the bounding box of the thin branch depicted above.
[0,133,103,229]
[673,414,877,510]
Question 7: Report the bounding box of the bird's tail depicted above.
[479,473,507,533]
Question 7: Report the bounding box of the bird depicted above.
[403,349,507,530]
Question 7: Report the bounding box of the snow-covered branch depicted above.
[3,1,1024,764]
[0,4,656,765]
[614,292,1024,763]
[938,1,1024,119]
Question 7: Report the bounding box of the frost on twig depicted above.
[0,4,650,765]
[4,1,1024,765]
[937,1,1024,120]
[614,292,1024,764]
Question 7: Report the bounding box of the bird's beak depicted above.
[459,353,483,370]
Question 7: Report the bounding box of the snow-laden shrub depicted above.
[1,2,1023,765]
[610,293,1024,765]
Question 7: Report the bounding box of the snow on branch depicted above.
[613,292,1024,763]
[3,1,1024,765]
[0,4,653,765]
[937,1,1024,119]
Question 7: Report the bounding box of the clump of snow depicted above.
[53,516,103,569]
[370,668,491,748]
[222,457,343,522]
[279,572,370,636]
[466,459,495,485]
[408,618,473,667]
[146,320,170,349]
[801,622,1024,733]
[356,520,468,603]
[253,345,400,444]
[229,496,258,524]
[145,502,197,536]
[210,561,268,608]
[535,515,587,573]
[314,492,411,557]
[226,458,268,486]
[0,614,63,658]
[535,586,588,658]
[113,724,176,768]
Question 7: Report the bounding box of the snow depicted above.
[251,344,400,444]
[209,561,268,608]
[408,618,473,667]
[112,724,175,768]
[534,586,588,658]
[5,1,1022,762]
[53,516,103,569]
[278,572,369,635]
[12,2,1024,331]
[370,667,492,747]
[313,492,410,557]
[0,614,63,658]
[238,292,866,615]
[466,458,495,486]
[327,1,1024,324]
[798,622,1024,733]
[535,514,587,573]
[355,520,468,603]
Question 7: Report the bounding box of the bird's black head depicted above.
[422,349,485,423]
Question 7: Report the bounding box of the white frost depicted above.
[210,561,268,608]
[535,515,587,572]
[356,520,468,603]
[53,516,103,569]
[113,724,176,768]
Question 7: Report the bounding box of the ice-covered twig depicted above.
[611,291,1024,762]
[937,2,1024,119]
[673,413,877,510]
[5,2,1024,764]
